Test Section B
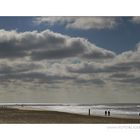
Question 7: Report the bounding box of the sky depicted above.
[0,16,140,103]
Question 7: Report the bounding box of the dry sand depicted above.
[0,108,140,123]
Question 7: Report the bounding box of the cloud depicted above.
[0,29,140,103]
[0,62,42,74]
[67,43,140,75]
[131,16,140,24]
[0,61,44,85]
[66,17,120,30]
[116,77,140,84]
[83,48,115,59]
[0,71,75,84]
[65,44,140,87]
[76,78,105,85]
[110,73,134,78]
[33,17,120,30]
[67,61,134,74]
[0,29,115,87]
[67,62,103,73]
[31,39,116,60]
[0,29,115,60]
[1,26,140,103]
[31,41,85,60]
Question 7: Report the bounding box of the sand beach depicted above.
[0,107,140,123]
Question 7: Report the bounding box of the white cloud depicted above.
[0,29,116,60]
[131,16,140,24]
[66,42,140,86]
[0,29,117,91]
[33,17,120,30]
[1,28,140,87]
[0,28,140,103]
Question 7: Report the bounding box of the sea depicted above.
[5,103,140,119]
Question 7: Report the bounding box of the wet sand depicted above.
[0,108,140,123]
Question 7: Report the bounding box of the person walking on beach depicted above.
[88,109,90,116]
[105,111,107,116]
[108,111,110,116]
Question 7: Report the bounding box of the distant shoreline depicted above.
[0,108,140,123]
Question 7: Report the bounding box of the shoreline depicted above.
[0,108,140,123]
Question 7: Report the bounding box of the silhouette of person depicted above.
[108,111,110,116]
[105,111,107,116]
[88,109,90,116]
